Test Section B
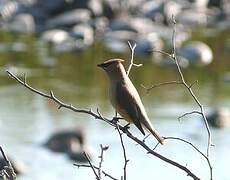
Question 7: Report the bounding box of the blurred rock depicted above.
[46,9,91,29]
[71,23,94,50]
[135,32,163,56]
[102,0,121,19]
[141,1,164,23]
[92,17,109,35]
[0,1,20,20]
[87,0,103,17]
[192,0,209,9]
[222,72,230,83]
[109,19,137,32]
[8,13,35,33]
[177,9,208,26]
[42,29,70,44]
[0,42,27,53]
[41,29,75,52]
[130,17,155,34]
[34,0,90,16]
[103,30,137,53]
[43,128,92,162]
[178,41,213,65]
[207,108,230,128]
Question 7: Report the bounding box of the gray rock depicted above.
[109,19,138,32]
[135,32,163,56]
[222,72,230,83]
[177,9,208,26]
[140,1,164,23]
[129,17,155,34]
[41,29,75,52]
[42,29,70,44]
[43,128,92,162]
[87,0,103,16]
[104,30,137,42]
[102,0,121,19]
[179,41,213,65]
[103,29,138,53]
[92,17,109,35]
[71,23,94,49]
[9,13,35,33]
[46,9,91,29]
[0,1,20,20]
[207,108,230,128]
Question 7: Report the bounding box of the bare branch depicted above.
[171,18,212,161]
[83,152,100,180]
[141,81,183,93]
[178,111,202,121]
[116,124,129,180]
[149,17,213,179]
[164,136,213,177]
[6,70,201,180]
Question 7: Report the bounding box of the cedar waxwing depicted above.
[98,59,164,145]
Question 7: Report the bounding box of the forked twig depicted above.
[127,41,142,76]
[148,16,213,180]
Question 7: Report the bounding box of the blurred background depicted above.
[0,0,229,179]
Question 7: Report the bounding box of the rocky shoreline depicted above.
[0,0,229,65]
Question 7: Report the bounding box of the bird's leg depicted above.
[111,110,123,124]
[111,116,123,124]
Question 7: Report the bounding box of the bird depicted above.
[98,58,164,145]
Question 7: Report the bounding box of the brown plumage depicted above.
[98,59,164,145]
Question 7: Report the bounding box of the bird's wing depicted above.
[116,82,145,135]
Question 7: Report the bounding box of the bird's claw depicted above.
[111,116,122,124]
[122,123,130,132]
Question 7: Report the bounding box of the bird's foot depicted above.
[122,123,130,132]
[111,116,123,124]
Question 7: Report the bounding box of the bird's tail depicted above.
[148,127,164,145]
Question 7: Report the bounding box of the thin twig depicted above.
[74,164,118,180]
[98,145,109,179]
[178,111,202,121]
[141,81,183,93]
[116,124,129,180]
[83,152,100,180]
[164,136,213,177]
[151,50,172,58]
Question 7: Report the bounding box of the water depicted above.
[0,29,230,180]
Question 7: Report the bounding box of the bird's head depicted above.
[97,59,126,80]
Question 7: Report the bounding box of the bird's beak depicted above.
[97,63,103,68]
[97,63,106,70]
